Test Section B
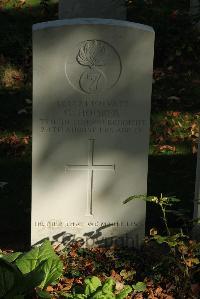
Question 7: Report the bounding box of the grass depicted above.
[0,0,199,249]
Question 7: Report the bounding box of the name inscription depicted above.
[39,97,146,135]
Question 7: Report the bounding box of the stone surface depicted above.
[59,0,126,20]
[32,18,154,247]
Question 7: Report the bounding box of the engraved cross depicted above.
[65,139,115,216]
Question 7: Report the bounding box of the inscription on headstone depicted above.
[32,19,154,247]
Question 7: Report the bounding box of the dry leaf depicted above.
[46,285,54,292]
[150,228,158,236]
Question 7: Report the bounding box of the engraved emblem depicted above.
[65,40,121,94]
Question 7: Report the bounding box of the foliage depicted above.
[0,200,200,298]
[0,240,63,298]
[60,276,132,299]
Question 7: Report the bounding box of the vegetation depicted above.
[0,195,200,298]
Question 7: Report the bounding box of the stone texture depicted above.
[32,18,154,247]
[59,0,126,20]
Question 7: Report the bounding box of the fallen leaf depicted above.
[115,281,124,291]
[150,228,158,236]
[46,285,54,292]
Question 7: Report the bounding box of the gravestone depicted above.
[59,0,126,20]
[32,18,154,247]
[193,140,200,239]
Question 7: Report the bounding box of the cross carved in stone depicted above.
[65,139,115,216]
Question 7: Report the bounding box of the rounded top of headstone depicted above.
[33,18,154,34]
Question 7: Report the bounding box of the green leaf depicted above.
[36,289,52,298]
[102,278,115,293]
[15,240,55,274]
[154,235,166,243]
[5,263,45,297]
[0,259,20,298]
[123,194,147,204]
[116,285,132,299]
[120,269,136,280]
[132,282,146,293]
[39,256,63,289]
[84,276,102,296]
[2,252,22,263]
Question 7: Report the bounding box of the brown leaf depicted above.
[159,145,176,152]
[69,250,78,258]
[135,293,143,299]
[154,286,163,296]
[62,284,73,291]
[111,270,122,282]
[23,136,30,144]
[150,228,158,236]
[185,257,199,267]
[192,144,198,154]
[46,285,54,292]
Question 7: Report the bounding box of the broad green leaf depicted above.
[102,278,115,293]
[5,263,45,298]
[15,240,55,274]
[36,289,52,298]
[84,276,102,296]
[39,256,63,289]
[132,282,146,292]
[116,285,132,299]
[120,269,136,280]
[0,259,19,298]
[2,252,22,263]
[153,235,167,244]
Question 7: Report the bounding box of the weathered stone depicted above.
[32,18,154,247]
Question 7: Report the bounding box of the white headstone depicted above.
[59,0,126,20]
[193,140,200,238]
[32,18,154,247]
